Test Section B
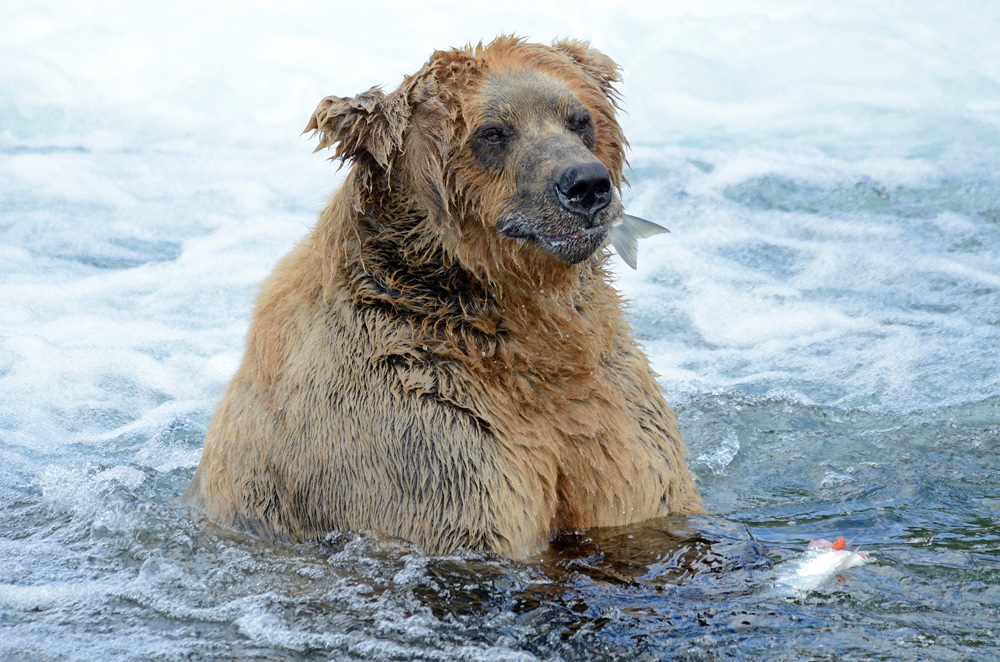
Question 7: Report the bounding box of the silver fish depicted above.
[609,213,670,269]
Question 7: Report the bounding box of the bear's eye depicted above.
[479,127,509,146]
[569,115,590,133]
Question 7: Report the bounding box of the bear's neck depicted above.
[334,202,625,380]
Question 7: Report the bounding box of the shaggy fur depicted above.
[183,37,703,558]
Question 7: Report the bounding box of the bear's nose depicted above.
[554,161,612,219]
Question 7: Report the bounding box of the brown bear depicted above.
[182,36,703,558]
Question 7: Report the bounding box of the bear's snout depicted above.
[554,161,612,222]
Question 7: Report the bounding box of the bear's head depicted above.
[305,37,628,289]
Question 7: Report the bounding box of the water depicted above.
[2,1,999,660]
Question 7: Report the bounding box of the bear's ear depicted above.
[551,39,623,101]
[304,86,409,177]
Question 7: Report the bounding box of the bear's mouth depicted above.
[496,215,612,265]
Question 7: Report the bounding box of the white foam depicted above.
[0,580,117,611]
[696,429,740,476]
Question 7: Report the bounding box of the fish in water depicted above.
[767,537,871,597]
[610,213,669,269]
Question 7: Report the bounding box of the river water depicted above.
[2,1,998,660]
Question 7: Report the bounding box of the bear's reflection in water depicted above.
[184,513,779,659]
[540,516,766,590]
[337,516,773,622]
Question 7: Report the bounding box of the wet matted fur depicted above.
[183,37,703,558]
